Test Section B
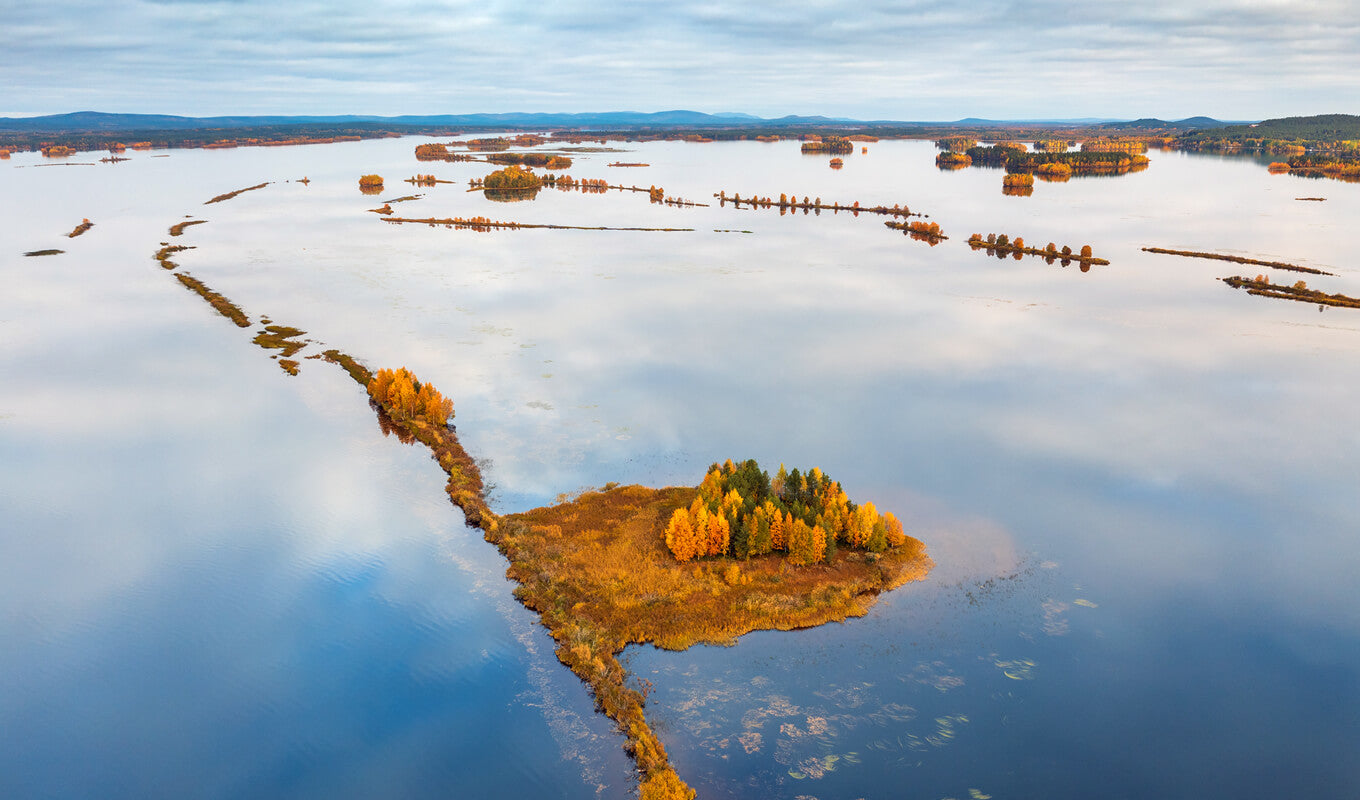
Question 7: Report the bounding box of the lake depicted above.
[2,136,1357,799]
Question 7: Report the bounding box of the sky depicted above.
[2,0,1358,121]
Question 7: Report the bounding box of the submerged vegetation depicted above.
[174,273,250,327]
[23,249,64,257]
[1223,275,1360,309]
[205,182,270,205]
[253,325,309,374]
[1141,247,1333,276]
[154,243,193,269]
[169,219,207,236]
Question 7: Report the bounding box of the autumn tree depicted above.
[661,459,908,567]
[367,367,453,427]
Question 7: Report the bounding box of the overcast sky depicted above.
[2,0,1357,120]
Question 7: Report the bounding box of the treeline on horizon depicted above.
[8,113,1357,163]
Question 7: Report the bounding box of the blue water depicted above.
[2,136,1358,798]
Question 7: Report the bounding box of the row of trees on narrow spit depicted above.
[367,367,453,427]
[968,232,1094,259]
[717,191,911,216]
[664,460,907,566]
[544,174,610,192]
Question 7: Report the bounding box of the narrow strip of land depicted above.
[1143,247,1333,276]
[1223,276,1360,309]
[382,216,694,232]
[204,182,271,205]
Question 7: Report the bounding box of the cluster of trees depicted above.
[367,367,453,427]
[359,174,384,187]
[648,185,665,202]
[414,143,447,160]
[829,158,844,168]
[464,137,512,151]
[886,220,945,241]
[936,151,971,168]
[415,143,475,162]
[1176,115,1360,155]
[487,152,574,169]
[409,174,438,185]
[1284,155,1360,180]
[1032,162,1072,179]
[479,165,542,190]
[968,233,1095,260]
[800,135,853,154]
[1006,151,1148,175]
[1033,139,1070,152]
[1080,138,1148,153]
[1002,173,1034,187]
[663,460,907,566]
[41,145,75,157]
[934,136,977,152]
[964,143,1027,166]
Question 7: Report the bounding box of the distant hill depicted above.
[1092,116,1242,131]
[1181,114,1360,142]
[0,109,863,133]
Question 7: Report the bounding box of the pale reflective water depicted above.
[2,137,1358,798]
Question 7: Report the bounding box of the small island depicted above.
[491,461,930,800]
[470,164,542,200]
[799,135,853,154]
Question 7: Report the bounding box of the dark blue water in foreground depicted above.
[2,137,1358,798]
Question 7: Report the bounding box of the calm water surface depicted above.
[2,137,1357,798]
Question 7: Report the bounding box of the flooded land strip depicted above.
[1141,246,1335,276]
[146,185,932,800]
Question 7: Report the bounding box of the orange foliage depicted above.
[662,460,908,565]
[367,367,453,426]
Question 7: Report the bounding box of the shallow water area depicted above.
[3,136,1359,798]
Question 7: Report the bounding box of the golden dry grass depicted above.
[487,484,931,799]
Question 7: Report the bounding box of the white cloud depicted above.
[2,0,1357,117]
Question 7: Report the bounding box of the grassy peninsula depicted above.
[490,463,930,800]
